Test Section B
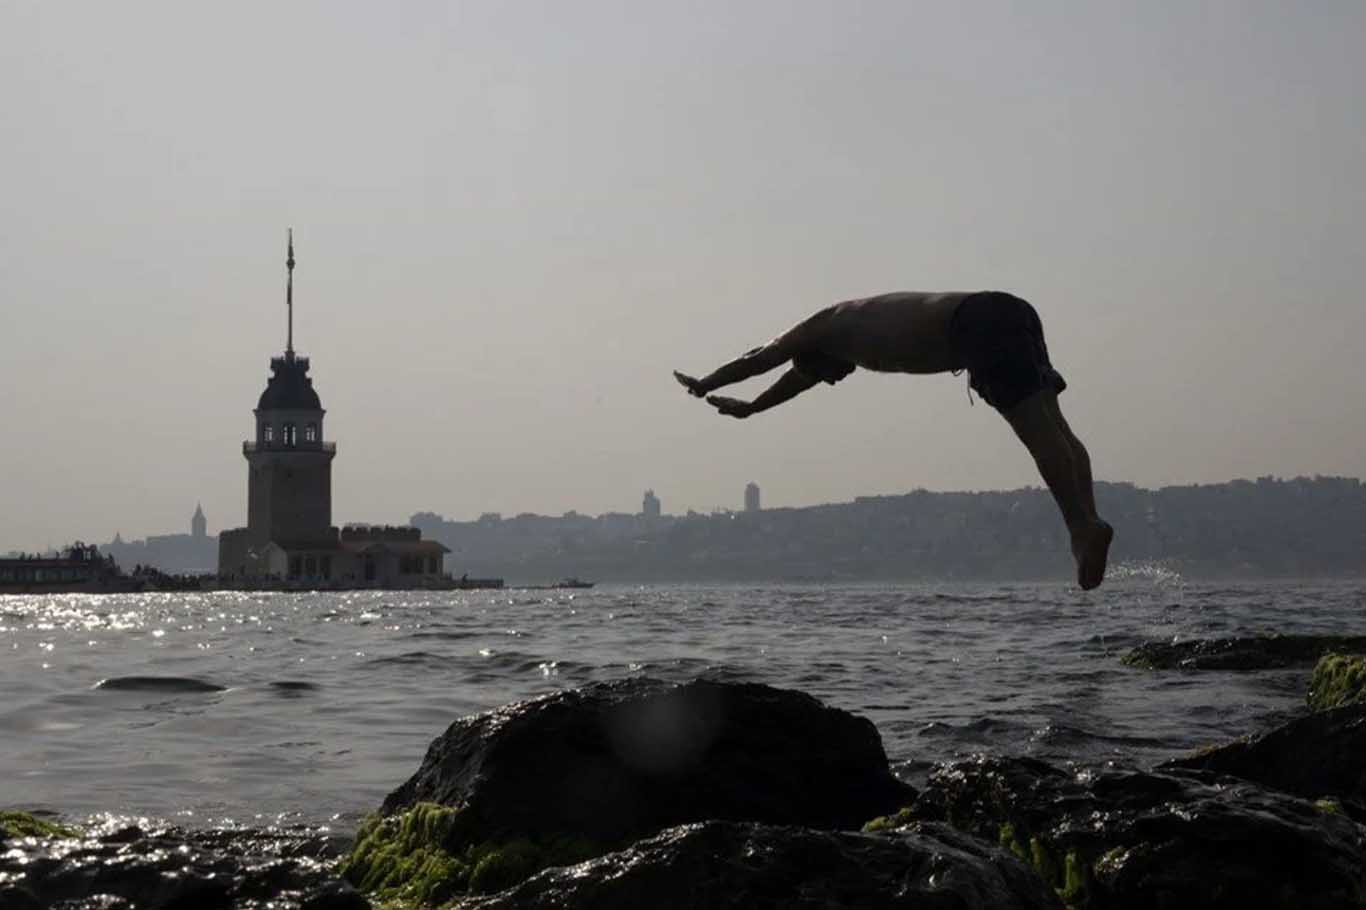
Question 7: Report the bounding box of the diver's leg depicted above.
[1044,394,1098,521]
[1002,391,1112,589]
[706,368,820,418]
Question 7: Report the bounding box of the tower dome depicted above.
[257,353,323,411]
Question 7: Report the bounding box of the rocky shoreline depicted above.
[5,639,1366,909]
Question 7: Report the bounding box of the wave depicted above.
[1029,721,1170,749]
[362,650,449,667]
[917,716,1026,739]
[269,681,319,692]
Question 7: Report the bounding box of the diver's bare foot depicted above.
[706,395,754,418]
[674,371,706,397]
[1072,520,1113,591]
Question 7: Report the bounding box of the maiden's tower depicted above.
[217,233,450,587]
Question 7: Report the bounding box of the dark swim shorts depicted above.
[949,291,1067,412]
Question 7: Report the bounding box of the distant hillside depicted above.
[412,475,1366,584]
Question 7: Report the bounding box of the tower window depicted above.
[283,423,296,446]
[304,423,318,443]
[263,424,274,443]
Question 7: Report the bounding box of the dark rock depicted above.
[459,819,1062,910]
[1121,633,1366,671]
[0,815,364,910]
[382,677,915,842]
[909,755,1366,909]
[92,676,226,693]
[0,885,44,910]
[348,678,916,904]
[1163,702,1366,806]
[1307,652,1366,711]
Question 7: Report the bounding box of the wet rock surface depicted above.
[382,677,915,842]
[1162,702,1366,807]
[25,664,1366,910]
[907,755,1366,909]
[0,815,365,910]
[1121,633,1366,670]
[350,677,916,904]
[458,819,1062,910]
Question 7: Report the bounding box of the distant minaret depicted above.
[192,504,207,539]
[285,228,295,357]
[642,489,661,520]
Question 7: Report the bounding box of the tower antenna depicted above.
[286,228,295,356]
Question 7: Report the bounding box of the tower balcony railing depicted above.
[244,441,336,455]
[271,354,310,371]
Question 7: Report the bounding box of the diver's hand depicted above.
[673,371,706,397]
[706,395,754,419]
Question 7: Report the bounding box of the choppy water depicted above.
[3,571,1362,832]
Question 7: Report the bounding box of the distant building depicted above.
[101,504,216,574]
[217,233,448,586]
[642,489,661,520]
[744,482,761,513]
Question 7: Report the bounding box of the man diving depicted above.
[674,291,1113,590]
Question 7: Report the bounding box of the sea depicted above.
[2,569,1362,835]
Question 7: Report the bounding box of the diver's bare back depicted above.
[810,292,969,374]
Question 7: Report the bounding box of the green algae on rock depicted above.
[1315,798,1344,816]
[340,802,599,906]
[342,804,469,906]
[1028,836,1089,906]
[1307,652,1366,711]
[860,806,915,833]
[0,810,77,840]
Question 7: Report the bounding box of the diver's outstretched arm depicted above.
[674,340,791,398]
[675,311,827,397]
[706,368,819,419]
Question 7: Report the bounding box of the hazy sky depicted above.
[2,1,1363,551]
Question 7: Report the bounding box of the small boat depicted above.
[557,577,595,589]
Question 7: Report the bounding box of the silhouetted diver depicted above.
[675,291,1113,589]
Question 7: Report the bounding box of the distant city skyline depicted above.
[3,2,1364,553]
[14,468,1364,557]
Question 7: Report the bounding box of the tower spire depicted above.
[286,228,295,357]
